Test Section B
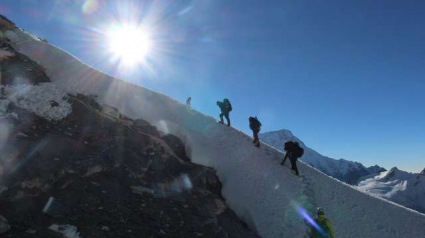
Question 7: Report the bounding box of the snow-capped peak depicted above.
[357,166,425,214]
[382,167,412,181]
[420,168,425,176]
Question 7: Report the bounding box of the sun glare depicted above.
[107,24,152,66]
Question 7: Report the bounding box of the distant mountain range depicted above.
[259,129,386,184]
[357,167,425,213]
[260,129,425,213]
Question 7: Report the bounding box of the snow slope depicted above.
[260,129,379,184]
[260,129,425,214]
[357,167,425,214]
[5,28,425,238]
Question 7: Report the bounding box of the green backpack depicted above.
[223,99,232,112]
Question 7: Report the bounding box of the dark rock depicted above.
[133,119,160,137]
[367,165,387,174]
[0,93,260,238]
[0,215,10,234]
[0,43,50,86]
[0,14,16,30]
[43,198,74,218]
[50,100,59,107]
[162,134,191,162]
[384,167,399,180]
[25,229,37,234]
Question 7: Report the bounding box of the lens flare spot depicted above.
[106,24,152,67]
[82,0,100,14]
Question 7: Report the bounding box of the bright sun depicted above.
[107,24,152,66]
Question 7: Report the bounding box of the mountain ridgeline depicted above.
[259,129,386,184]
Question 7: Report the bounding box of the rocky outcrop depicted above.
[367,165,387,174]
[0,41,50,86]
[0,42,259,237]
[0,15,15,31]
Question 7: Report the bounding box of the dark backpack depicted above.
[293,142,304,158]
[284,141,295,152]
[223,99,232,112]
[249,117,261,131]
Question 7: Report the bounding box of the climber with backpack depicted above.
[281,141,304,176]
[249,116,262,147]
[186,97,191,107]
[310,207,334,238]
[216,98,232,126]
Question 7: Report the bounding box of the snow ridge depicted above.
[5,27,425,238]
[260,129,373,184]
[357,167,425,213]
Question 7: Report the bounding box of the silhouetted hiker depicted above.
[281,141,303,176]
[216,98,232,126]
[249,116,262,147]
[310,207,334,238]
[186,97,191,107]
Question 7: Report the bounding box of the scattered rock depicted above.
[48,224,80,238]
[0,215,10,234]
[16,132,28,137]
[25,229,37,234]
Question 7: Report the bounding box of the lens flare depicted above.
[296,205,326,236]
[106,24,152,67]
[82,0,100,14]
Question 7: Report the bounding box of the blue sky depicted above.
[2,0,424,172]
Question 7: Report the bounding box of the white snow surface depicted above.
[260,129,371,182]
[357,167,425,213]
[2,84,72,121]
[5,28,425,238]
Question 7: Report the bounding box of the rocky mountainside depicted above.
[366,165,387,174]
[259,129,385,184]
[0,24,258,237]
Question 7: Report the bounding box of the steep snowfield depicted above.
[5,28,425,238]
[260,129,425,215]
[357,167,425,213]
[260,129,375,184]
